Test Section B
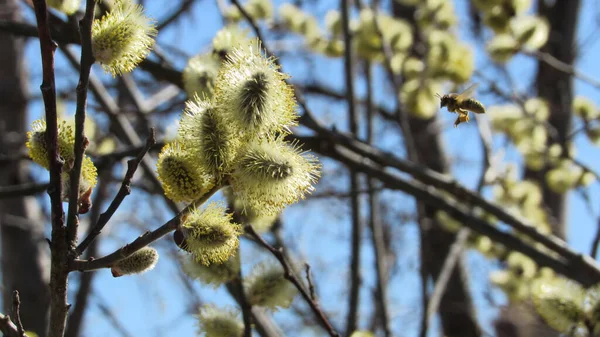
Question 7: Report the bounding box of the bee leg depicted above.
[453,115,461,128]
[459,111,470,124]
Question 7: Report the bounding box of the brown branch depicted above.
[29,0,69,336]
[76,129,156,256]
[65,0,96,255]
[11,291,24,336]
[0,182,49,198]
[69,184,221,272]
[524,49,600,89]
[364,60,392,337]
[340,0,362,334]
[304,263,316,301]
[0,312,24,337]
[156,0,195,31]
[245,225,341,337]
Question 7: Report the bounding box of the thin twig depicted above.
[364,60,392,337]
[525,49,600,90]
[304,263,316,301]
[76,129,156,256]
[70,184,221,272]
[65,0,96,256]
[246,225,341,337]
[156,0,194,31]
[11,291,24,336]
[0,312,24,337]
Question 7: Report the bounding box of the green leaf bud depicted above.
[183,53,220,99]
[531,278,586,334]
[486,33,519,63]
[325,10,342,36]
[215,40,298,138]
[545,161,581,194]
[510,15,550,50]
[231,137,320,216]
[402,57,425,79]
[573,96,599,121]
[223,5,242,23]
[111,246,159,277]
[181,202,243,266]
[196,305,244,337]
[483,5,511,34]
[181,253,240,287]
[525,98,550,121]
[178,97,240,180]
[212,25,251,61]
[509,0,533,15]
[400,79,440,119]
[26,119,75,171]
[47,0,80,15]
[435,211,461,233]
[244,261,297,310]
[506,252,537,279]
[390,52,406,75]
[246,0,273,21]
[156,142,216,203]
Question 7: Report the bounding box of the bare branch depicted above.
[11,291,24,336]
[70,184,221,272]
[76,129,156,256]
[0,312,25,337]
[245,225,341,337]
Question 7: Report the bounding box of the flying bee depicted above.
[436,84,486,128]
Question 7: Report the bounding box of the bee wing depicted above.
[455,83,479,102]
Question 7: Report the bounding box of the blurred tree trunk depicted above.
[497,1,581,336]
[391,4,482,336]
[0,0,50,335]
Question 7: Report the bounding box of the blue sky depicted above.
[15,0,600,336]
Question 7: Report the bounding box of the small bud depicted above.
[111,247,159,277]
[510,15,549,50]
[486,34,519,63]
[196,305,244,337]
[181,202,243,266]
[60,156,98,214]
[400,79,440,119]
[325,10,342,36]
[26,119,75,171]
[573,96,599,121]
[182,53,220,99]
[246,0,273,21]
[244,261,297,310]
[506,252,537,279]
[350,332,375,337]
[483,6,511,34]
[212,25,251,61]
[231,137,320,216]
[47,0,80,15]
[215,39,298,138]
[181,253,240,287]
[92,0,157,76]
[156,142,216,203]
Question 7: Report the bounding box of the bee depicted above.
[436,84,486,128]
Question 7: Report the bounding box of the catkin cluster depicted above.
[26,119,98,214]
[171,25,322,335]
[158,30,321,217]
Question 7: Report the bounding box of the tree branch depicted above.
[0,312,25,337]
[29,0,68,335]
[69,184,221,272]
[245,225,340,337]
[76,129,156,256]
[11,291,24,336]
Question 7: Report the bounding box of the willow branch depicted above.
[246,225,341,337]
[76,129,156,256]
[70,184,221,272]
